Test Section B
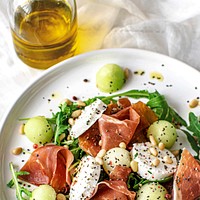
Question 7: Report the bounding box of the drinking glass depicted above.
[8,0,77,69]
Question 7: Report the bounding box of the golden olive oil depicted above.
[12,0,77,69]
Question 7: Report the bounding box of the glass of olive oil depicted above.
[8,0,77,69]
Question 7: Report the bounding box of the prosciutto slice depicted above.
[110,166,132,182]
[19,145,74,193]
[89,180,136,200]
[173,148,200,200]
[99,107,140,151]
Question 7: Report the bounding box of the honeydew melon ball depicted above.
[24,116,53,145]
[147,120,177,149]
[30,185,56,200]
[137,182,168,200]
[96,64,126,93]
[102,147,131,174]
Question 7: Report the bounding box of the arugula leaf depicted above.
[62,138,85,162]
[51,102,79,145]
[127,173,172,191]
[187,112,200,144]
[7,163,32,200]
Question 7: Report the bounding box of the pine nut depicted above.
[158,142,165,150]
[97,149,106,158]
[61,98,72,106]
[77,100,86,107]
[67,135,71,141]
[171,150,179,157]
[149,147,158,157]
[56,193,66,200]
[189,99,199,108]
[95,156,103,165]
[99,140,102,146]
[152,158,160,167]
[59,133,66,141]
[124,68,130,80]
[19,124,25,134]
[149,135,157,146]
[164,155,173,164]
[12,147,23,155]
[71,110,82,118]
[119,142,126,149]
[68,118,75,126]
[130,160,138,172]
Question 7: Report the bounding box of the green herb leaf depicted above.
[127,173,172,191]
[8,163,32,200]
[187,112,200,143]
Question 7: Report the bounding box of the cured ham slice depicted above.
[173,148,200,200]
[99,107,140,151]
[19,145,74,193]
[89,180,136,200]
[78,122,101,157]
[129,101,158,143]
[79,105,140,156]
[110,166,132,182]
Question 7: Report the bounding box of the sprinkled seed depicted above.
[61,98,72,105]
[124,68,130,80]
[171,150,179,156]
[59,133,66,141]
[149,147,158,157]
[56,193,66,200]
[68,118,75,126]
[158,142,165,150]
[99,140,102,146]
[119,142,126,149]
[130,160,138,172]
[95,157,103,165]
[12,147,23,155]
[19,124,25,134]
[189,99,199,108]
[77,100,86,107]
[97,149,106,158]
[164,155,173,164]
[71,110,82,118]
[152,158,160,167]
[149,135,157,146]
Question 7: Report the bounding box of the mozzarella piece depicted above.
[70,99,107,138]
[130,142,177,181]
[69,155,101,200]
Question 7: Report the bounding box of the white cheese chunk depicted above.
[69,155,101,200]
[130,142,177,181]
[70,99,107,138]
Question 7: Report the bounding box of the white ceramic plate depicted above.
[0,48,200,199]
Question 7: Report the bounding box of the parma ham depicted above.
[19,145,74,193]
[173,148,200,200]
[99,107,140,151]
[89,180,136,200]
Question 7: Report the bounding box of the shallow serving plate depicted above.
[0,48,200,199]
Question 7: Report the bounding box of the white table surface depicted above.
[0,0,200,123]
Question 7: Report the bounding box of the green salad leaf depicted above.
[127,172,173,191]
[7,163,32,200]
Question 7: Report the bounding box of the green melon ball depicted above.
[24,116,53,145]
[96,64,126,93]
[137,182,168,200]
[147,120,177,149]
[102,147,131,174]
[30,185,56,200]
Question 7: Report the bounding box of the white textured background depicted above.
[0,0,200,121]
